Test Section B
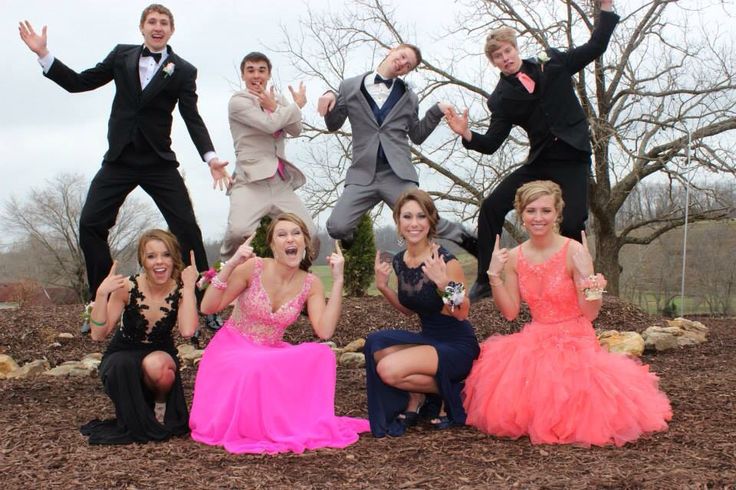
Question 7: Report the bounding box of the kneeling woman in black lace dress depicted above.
[81,229,199,444]
[365,189,480,437]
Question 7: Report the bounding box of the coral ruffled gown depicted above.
[463,240,672,446]
[189,258,369,454]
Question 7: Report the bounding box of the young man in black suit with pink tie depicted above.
[445,0,619,302]
[19,4,228,333]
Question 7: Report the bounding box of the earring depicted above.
[397,235,405,247]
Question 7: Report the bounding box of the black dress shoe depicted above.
[459,232,479,258]
[468,281,492,303]
[204,314,223,331]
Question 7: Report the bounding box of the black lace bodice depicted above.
[118,275,182,346]
[393,247,455,317]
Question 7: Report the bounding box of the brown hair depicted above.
[240,51,272,74]
[137,229,184,282]
[393,188,439,241]
[397,43,423,68]
[140,4,174,29]
[514,180,565,226]
[266,213,313,271]
[484,27,517,60]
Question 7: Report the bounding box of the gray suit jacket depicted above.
[324,72,444,186]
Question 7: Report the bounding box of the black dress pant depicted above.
[475,155,591,285]
[79,148,208,298]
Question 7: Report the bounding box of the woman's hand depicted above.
[96,261,126,297]
[327,240,345,282]
[421,243,448,289]
[572,231,595,278]
[228,235,256,268]
[487,235,509,278]
[181,250,199,290]
[374,250,392,289]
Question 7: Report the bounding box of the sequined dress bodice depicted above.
[517,239,583,323]
[227,258,314,345]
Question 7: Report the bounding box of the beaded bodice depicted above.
[517,239,582,323]
[227,258,314,345]
[393,247,455,317]
[119,275,181,346]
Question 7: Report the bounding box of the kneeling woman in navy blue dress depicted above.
[365,189,480,437]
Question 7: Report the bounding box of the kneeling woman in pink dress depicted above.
[463,180,672,447]
[189,213,369,454]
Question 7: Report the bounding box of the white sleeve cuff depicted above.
[204,151,217,163]
[38,53,55,73]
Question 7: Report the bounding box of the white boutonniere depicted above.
[537,51,550,71]
[163,62,175,78]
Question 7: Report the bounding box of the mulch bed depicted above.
[1,297,734,489]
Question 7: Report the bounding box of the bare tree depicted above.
[1,173,160,301]
[279,0,736,295]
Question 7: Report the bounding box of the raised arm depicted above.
[89,261,129,341]
[320,82,349,132]
[18,20,49,58]
[560,1,619,75]
[487,236,522,321]
[177,250,201,338]
[200,237,256,314]
[306,242,345,339]
[421,244,470,321]
[374,250,413,316]
[407,100,444,145]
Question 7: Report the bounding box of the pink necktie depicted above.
[516,71,535,94]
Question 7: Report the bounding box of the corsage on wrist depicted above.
[197,260,224,290]
[579,274,606,301]
[439,281,466,311]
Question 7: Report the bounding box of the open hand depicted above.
[444,107,470,139]
[289,81,307,109]
[18,21,49,57]
[208,158,232,191]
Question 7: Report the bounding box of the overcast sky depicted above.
[3,0,462,246]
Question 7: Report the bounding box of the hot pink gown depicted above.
[189,258,369,454]
[463,240,672,447]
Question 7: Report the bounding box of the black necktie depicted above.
[141,47,162,63]
[374,74,394,89]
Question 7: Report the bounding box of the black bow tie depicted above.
[141,47,162,63]
[374,74,394,89]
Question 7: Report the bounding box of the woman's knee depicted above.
[142,352,176,386]
[376,358,402,386]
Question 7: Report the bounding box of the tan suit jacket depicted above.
[228,90,306,189]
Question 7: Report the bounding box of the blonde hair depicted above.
[485,27,517,60]
[514,180,565,227]
[137,229,184,282]
[393,188,439,241]
[267,213,313,271]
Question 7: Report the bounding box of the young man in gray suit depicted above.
[317,44,477,256]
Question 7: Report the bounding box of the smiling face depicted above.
[140,10,174,52]
[140,239,175,285]
[522,194,559,237]
[242,60,271,92]
[270,219,306,268]
[398,199,431,246]
[489,41,522,76]
[380,46,419,78]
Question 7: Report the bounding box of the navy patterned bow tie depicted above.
[141,47,162,63]
[374,74,394,89]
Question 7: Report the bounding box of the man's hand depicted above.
[18,20,49,57]
[317,91,336,117]
[289,81,307,109]
[208,158,232,191]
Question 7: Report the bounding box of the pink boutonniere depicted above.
[163,62,175,78]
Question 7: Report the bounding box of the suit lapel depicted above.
[140,48,176,106]
[351,73,379,128]
[381,86,409,125]
[499,77,536,101]
[126,46,143,97]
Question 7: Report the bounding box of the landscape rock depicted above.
[43,361,95,377]
[642,318,709,352]
[177,343,204,364]
[597,330,645,357]
[57,332,74,340]
[0,354,20,378]
[6,359,51,379]
[343,338,365,353]
[339,352,365,368]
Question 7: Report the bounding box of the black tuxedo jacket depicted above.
[464,10,619,164]
[45,44,214,163]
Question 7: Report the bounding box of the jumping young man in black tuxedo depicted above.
[19,4,229,332]
[445,0,619,302]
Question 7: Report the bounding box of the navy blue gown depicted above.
[364,247,480,437]
[80,275,189,444]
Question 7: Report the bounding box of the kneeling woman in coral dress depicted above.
[189,213,369,454]
[463,181,672,447]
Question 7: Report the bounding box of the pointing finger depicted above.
[189,250,197,271]
[109,260,118,276]
[581,230,589,251]
[244,234,255,247]
[493,234,500,252]
[335,240,343,257]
